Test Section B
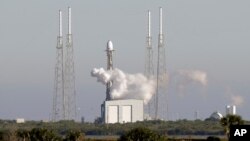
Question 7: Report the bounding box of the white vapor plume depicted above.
[225,87,244,106]
[231,95,244,106]
[91,68,156,104]
[178,70,208,86]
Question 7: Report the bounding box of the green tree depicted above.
[119,127,167,141]
[220,114,244,140]
[29,128,60,141]
[0,130,5,141]
[63,130,84,141]
[16,129,30,141]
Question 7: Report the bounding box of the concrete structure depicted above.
[16,118,25,123]
[210,111,223,120]
[101,99,144,124]
[226,105,236,115]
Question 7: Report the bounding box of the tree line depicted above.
[0,115,248,141]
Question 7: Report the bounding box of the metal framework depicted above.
[53,10,64,121]
[144,10,155,118]
[52,7,76,121]
[64,7,77,120]
[155,7,168,120]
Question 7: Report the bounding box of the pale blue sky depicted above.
[0,0,249,121]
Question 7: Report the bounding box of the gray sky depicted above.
[0,0,249,121]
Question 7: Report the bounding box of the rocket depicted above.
[106,40,114,100]
[107,40,114,51]
[106,40,114,70]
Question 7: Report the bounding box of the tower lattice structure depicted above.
[155,7,168,120]
[144,10,155,118]
[53,10,64,121]
[64,7,77,120]
[52,7,76,121]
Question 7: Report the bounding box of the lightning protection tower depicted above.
[52,10,64,121]
[155,7,168,120]
[64,7,77,120]
[144,10,155,118]
[52,7,77,121]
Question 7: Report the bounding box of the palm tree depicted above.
[220,114,244,140]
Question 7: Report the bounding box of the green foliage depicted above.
[16,128,86,141]
[29,128,61,141]
[1,118,248,140]
[16,129,30,141]
[119,127,167,141]
[220,114,244,140]
[220,114,244,127]
[0,130,4,140]
[63,130,84,141]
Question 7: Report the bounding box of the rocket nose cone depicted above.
[107,40,113,51]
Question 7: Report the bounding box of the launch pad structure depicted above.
[101,41,144,124]
[52,7,77,121]
[51,6,167,122]
[144,10,155,118]
[101,99,143,124]
[144,7,168,120]
[106,40,114,101]
[155,7,168,120]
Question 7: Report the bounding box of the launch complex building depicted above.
[100,41,144,124]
